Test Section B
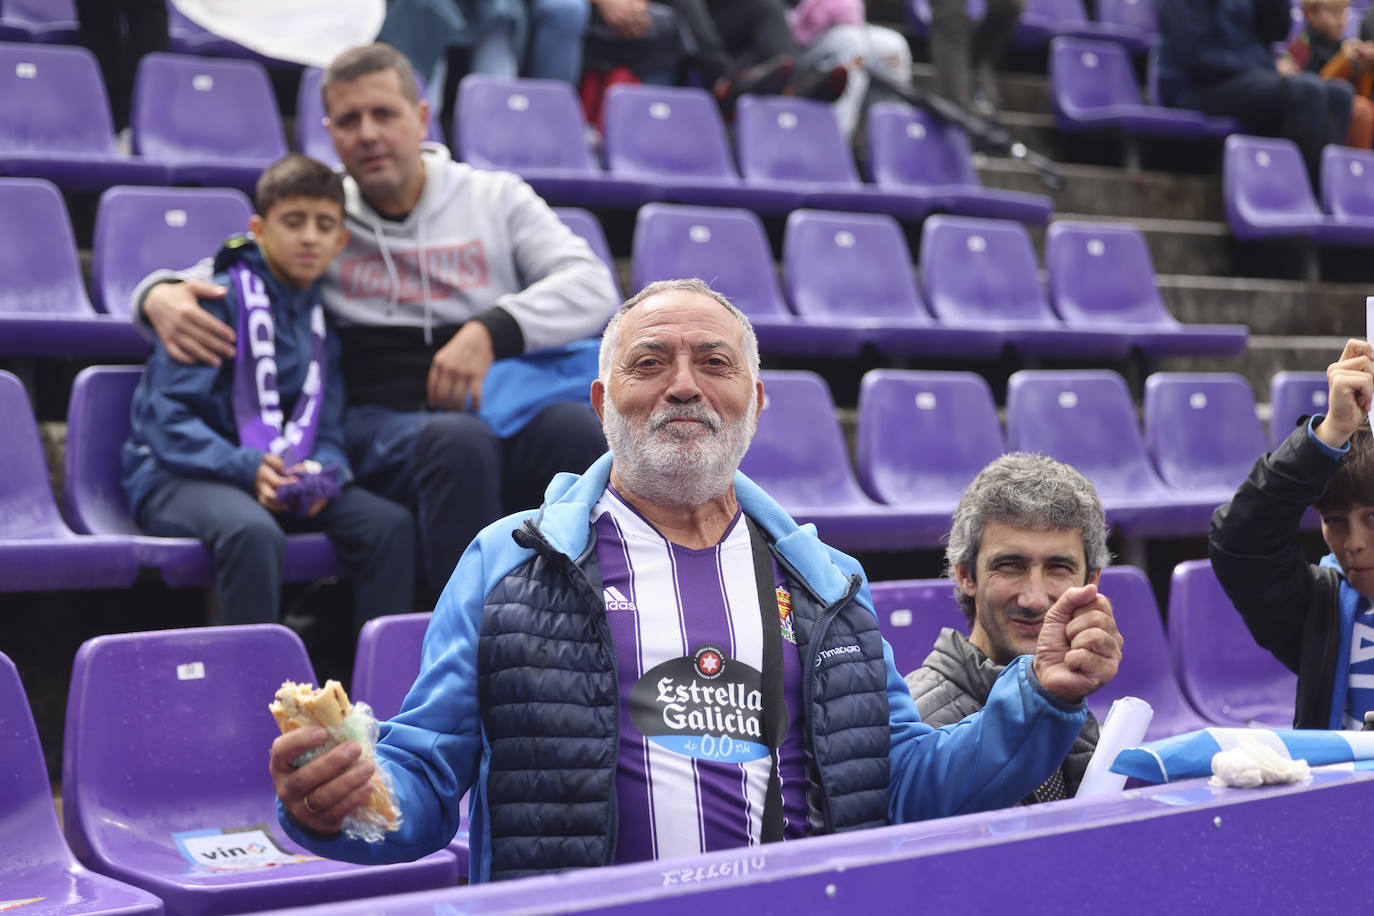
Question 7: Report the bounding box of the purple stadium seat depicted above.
[0,649,166,915]
[552,206,622,299]
[739,371,932,552]
[907,0,987,37]
[734,95,931,221]
[781,209,1002,358]
[1320,145,1374,229]
[0,0,78,42]
[603,84,800,214]
[1143,373,1266,500]
[1221,134,1373,243]
[868,578,966,678]
[63,366,340,589]
[1269,370,1328,449]
[0,41,169,190]
[454,73,655,209]
[1090,566,1213,739]
[164,2,298,67]
[0,178,150,358]
[919,214,1131,358]
[0,371,140,592]
[1168,559,1298,728]
[854,370,1004,544]
[1005,369,1221,537]
[1050,37,1232,138]
[632,203,860,357]
[91,185,253,315]
[298,66,446,170]
[131,52,288,193]
[1044,220,1248,357]
[62,625,459,915]
[1093,0,1161,52]
[1016,0,1100,47]
[864,103,1053,225]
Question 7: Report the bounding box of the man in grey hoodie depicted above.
[905,453,1109,803]
[132,43,619,598]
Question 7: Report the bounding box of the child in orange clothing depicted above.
[1284,0,1374,147]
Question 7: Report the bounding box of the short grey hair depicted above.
[598,278,761,381]
[945,453,1111,624]
[321,43,419,113]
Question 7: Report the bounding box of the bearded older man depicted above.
[269,278,1122,882]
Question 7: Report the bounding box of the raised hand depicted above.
[1031,583,1123,704]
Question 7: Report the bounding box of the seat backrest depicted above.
[866,101,980,189]
[868,579,966,678]
[297,66,444,168]
[855,370,1004,505]
[1027,0,1090,25]
[1045,220,1175,327]
[0,42,117,155]
[1320,145,1374,219]
[1144,372,1266,492]
[603,84,738,180]
[1005,369,1164,499]
[1223,134,1322,226]
[132,52,287,162]
[351,613,432,721]
[0,177,96,316]
[4,0,78,27]
[0,650,73,867]
[91,185,252,315]
[0,370,76,538]
[1050,36,1143,116]
[1167,558,1298,727]
[1096,0,1159,35]
[632,203,790,318]
[734,95,860,185]
[919,214,1058,324]
[64,366,144,536]
[739,371,871,506]
[1268,370,1328,449]
[456,74,597,173]
[552,206,619,296]
[782,208,930,322]
[62,625,316,861]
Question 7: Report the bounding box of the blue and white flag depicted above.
[1110,727,1374,783]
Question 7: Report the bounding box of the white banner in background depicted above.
[170,0,386,69]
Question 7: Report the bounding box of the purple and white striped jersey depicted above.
[592,487,810,865]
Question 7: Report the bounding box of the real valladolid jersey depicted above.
[592,488,809,865]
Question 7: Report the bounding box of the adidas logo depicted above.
[604,586,637,612]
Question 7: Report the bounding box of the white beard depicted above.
[602,393,758,507]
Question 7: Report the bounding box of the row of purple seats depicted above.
[631,202,1246,360]
[871,560,1297,739]
[909,0,1159,53]
[455,74,1054,225]
[0,0,77,43]
[1224,135,1374,243]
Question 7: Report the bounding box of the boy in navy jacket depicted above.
[122,155,415,630]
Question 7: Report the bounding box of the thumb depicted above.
[185,277,228,298]
[1046,583,1097,622]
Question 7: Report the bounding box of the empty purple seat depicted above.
[865,103,1053,225]
[739,371,933,552]
[163,3,297,67]
[868,578,966,678]
[298,66,445,170]
[455,73,655,209]
[132,52,288,193]
[63,625,460,915]
[782,209,1002,358]
[1321,145,1374,230]
[632,203,860,357]
[1269,370,1329,448]
[1167,559,1298,728]
[552,206,622,299]
[1094,0,1161,52]
[1089,565,1213,739]
[1044,220,1248,357]
[734,95,930,221]
[0,42,169,190]
[64,365,340,589]
[0,371,140,592]
[1050,37,1231,138]
[920,215,1131,358]
[603,84,800,214]
[1222,134,1370,243]
[1016,0,1100,47]
[0,649,166,915]
[91,185,252,315]
[1005,369,1221,537]
[854,370,1004,545]
[0,0,78,42]
[1143,372,1266,499]
[0,179,150,358]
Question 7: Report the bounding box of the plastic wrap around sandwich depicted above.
[269,679,400,841]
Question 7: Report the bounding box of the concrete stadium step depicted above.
[1158,275,1369,336]
[1159,335,1348,404]
[977,158,1224,223]
[908,62,1053,117]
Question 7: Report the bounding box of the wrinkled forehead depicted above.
[615,290,748,357]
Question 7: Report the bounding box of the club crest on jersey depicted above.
[776,586,795,644]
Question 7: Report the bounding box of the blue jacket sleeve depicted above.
[307,317,354,482]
